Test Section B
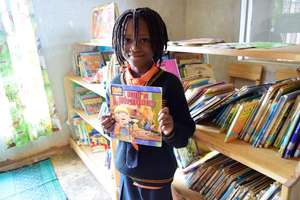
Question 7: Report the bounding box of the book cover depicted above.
[225,100,259,142]
[279,97,300,156]
[160,59,181,79]
[110,84,162,147]
[284,119,300,158]
[91,2,118,43]
[174,138,201,169]
[79,51,103,83]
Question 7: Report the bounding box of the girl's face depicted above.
[123,18,154,71]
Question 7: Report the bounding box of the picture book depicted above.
[78,51,103,83]
[160,59,181,79]
[225,100,259,142]
[91,2,118,43]
[110,84,162,147]
[174,138,201,169]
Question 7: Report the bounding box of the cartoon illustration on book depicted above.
[110,84,162,147]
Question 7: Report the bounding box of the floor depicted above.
[51,148,111,200]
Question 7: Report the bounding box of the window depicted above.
[240,0,300,44]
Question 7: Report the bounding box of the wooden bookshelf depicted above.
[64,72,119,200]
[69,138,115,197]
[74,109,111,142]
[172,169,204,200]
[79,39,112,47]
[167,44,300,62]
[65,75,107,98]
[195,124,300,185]
[168,43,300,200]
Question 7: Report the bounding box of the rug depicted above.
[0,159,66,200]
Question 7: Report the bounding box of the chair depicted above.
[228,63,263,86]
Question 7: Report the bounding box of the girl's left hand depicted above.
[158,107,174,136]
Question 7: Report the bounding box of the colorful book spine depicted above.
[283,120,300,158]
[279,100,300,156]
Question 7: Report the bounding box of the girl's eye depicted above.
[140,38,150,43]
[124,38,132,43]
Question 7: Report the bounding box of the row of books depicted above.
[74,49,120,84]
[72,115,109,152]
[73,84,103,115]
[211,78,300,158]
[185,81,235,123]
[183,151,281,200]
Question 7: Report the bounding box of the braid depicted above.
[112,7,169,65]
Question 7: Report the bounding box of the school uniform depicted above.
[110,67,195,200]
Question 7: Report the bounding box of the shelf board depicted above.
[167,44,300,62]
[69,138,115,198]
[172,169,204,200]
[78,39,112,47]
[195,124,300,185]
[74,109,112,142]
[66,75,106,98]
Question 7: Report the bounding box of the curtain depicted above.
[0,0,60,148]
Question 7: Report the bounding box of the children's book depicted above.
[173,138,201,169]
[91,2,119,43]
[110,84,162,147]
[78,51,103,83]
[160,59,181,79]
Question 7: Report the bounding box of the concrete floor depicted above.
[51,148,111,200]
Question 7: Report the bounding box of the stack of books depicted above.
[73,85,103,115]
[183,151,281,200]
[210,78,300,158]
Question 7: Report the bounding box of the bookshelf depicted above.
[169,44,300,200]
[64,41,119,200]
[167,44,300,62]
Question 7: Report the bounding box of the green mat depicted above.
[0,159,66,200]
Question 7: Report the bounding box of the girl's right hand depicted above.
[100,114,115,133]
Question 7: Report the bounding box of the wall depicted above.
[0,0,186,162]
[184,0,299,83]
[185,0,242,82]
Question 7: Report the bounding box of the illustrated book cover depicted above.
[110,84,162,147]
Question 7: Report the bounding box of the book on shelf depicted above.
[159,58,181,79]
[110,84,163,147]
[225,99,259,142]
[183,151,280,200]
[72,115,109,152]
[78,51,104,83]
[201,77,300,158]
[73,85,102,115]
[91,2,119,43]
[174,138,201,169]
[168,38,225,46]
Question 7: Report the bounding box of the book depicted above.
[159,59,181,79]
[168,38,225,46]
[225,100,259,142]
[279,96,300,156]
[284,119,300,158]
[91,2,118,43]
[78,51,103,83]
[174,138,201,169]
[110,84,162,147]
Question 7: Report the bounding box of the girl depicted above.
[101,7,195,200]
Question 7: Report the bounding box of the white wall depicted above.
[0,0,186,161]
[185,0,241,82]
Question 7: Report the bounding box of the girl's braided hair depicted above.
[112,7,168,65]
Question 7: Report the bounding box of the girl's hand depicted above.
[158,107,174,136]
[100,114,115,133]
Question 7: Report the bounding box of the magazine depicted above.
[110,84,162,147]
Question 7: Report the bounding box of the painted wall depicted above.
[0,0,186,162]
[185,0,241,82]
